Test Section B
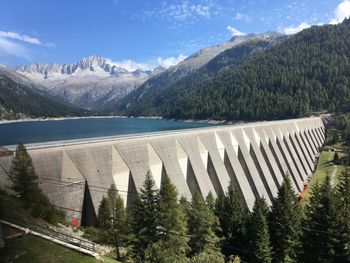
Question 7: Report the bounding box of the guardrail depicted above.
[0,216,96,254]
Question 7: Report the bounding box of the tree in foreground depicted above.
[300,176,338,263]
[269,176,302,263]
[145,175,189,263]
[97,184,128,260]
[334,168,350,262]
[188,192,222,258]
[9,143,39,205]
[216,181,248,258]
[248,197,272,263]
[9,143,64,224]
[130,171,159,261]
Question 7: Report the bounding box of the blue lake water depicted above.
[0,117,214,146]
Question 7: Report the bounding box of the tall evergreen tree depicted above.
[334,168,350,262]
[97,197,111,229]
[216,181,248,258]
[269,176,302,263]
[188,192,221,256]
[248,197,272,263]
[145,175,189,263]
[301,176,338,263]
[9,143,64,224]
[130,171,160,261]
[97,184,128,260]
[9,143,39,205]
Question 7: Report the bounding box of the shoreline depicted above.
[0,115,232,125]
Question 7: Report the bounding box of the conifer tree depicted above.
[130,171,159,261]
[334,168,350,262]
[97,197,111,230]
[269,176,302,263]
[188,192,221,256]
[217,181,248,258]
[145,175,189,262]
[301,176,338,263]
[97,184,128,260]
[248,197,272,263]
[9,143,39,205]
[9,143,64,224]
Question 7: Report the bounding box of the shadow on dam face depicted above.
[0,116,329,225]
[81,184,97,226]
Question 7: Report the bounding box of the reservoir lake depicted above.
[0,117,214,146]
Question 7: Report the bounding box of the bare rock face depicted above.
[14,56,165,111]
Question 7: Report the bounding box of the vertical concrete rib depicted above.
[243,127,279,198]
[112,146,131,206]
[293,129,314,173]
[65,145,115,215]
[30,150,86,223]
[198,132,231,195]
[231,129,273,204]
[307,128,320,153]
[299,129,316,163]
[277,125,306,182]
[115,140,155,194]
[317,127,325,141]
[265,126,302,192]
[254,127,285,188]
[216,130,255,210]
[177,135,217,198]
[284,124,311,177]
[150,137,192,200]
[304,129,318,156]
[310,127,322,147]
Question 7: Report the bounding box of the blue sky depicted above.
[0,0,349,69]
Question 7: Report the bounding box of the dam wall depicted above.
[0,116,328,225]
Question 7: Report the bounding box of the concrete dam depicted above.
[0,117,327,225]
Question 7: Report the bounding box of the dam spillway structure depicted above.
[0,116,328,225]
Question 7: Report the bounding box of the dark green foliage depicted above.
[97,197,110,229]
[334,152,340,164]
[118,20,350,121]
[187,192,221,256]
[334,168,350,262]
[114,37,278,117]
[269,176,302,263]
[247,197,272,263]
[130,171,160,261]
[145,175,189,263]
[216,181,248,258]
[189,251,225,263]
[9,143,64,224]
[300,176,339,263]
[96,184,129,260]
[0,75,88,120]
[9,143,39,205]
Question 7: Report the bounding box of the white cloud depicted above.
[144,0,218,26]
[157,54,187,68]
[329,0,350,24]
[283,22,311,35]
[113,59,152,71]
[234,12,251,22]
[0,31,42,45]
[227,26,246,37]
[0,37,30,59]
[0,31,55,60]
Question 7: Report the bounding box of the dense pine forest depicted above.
[120,19,350,121]
[0,75,88,119]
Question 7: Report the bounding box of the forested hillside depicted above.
[0,75,88,119]
[114,34,282,116]
[120,19,350,121]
